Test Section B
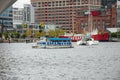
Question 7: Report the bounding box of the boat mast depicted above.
[72,0,74,36]
[88,0,93,34]
[88,0,91,33]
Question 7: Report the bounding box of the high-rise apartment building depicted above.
[117,0,120,27]
[23,4,35,24]
[13,4,35,29]
[13,8,24,28]
[31,0,101,33]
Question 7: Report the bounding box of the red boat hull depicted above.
[59,36,82,42]
[59,32,109,42]
[91,32,109,41]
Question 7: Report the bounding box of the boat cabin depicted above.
[33,38,73,49]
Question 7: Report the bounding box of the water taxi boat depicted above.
[32,38,73,49]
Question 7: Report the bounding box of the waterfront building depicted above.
[13,4,35,34]
[0,6,14,32]
[76,0,117,33]
[31,0,101,33]
[77,5,117,33]
[23,4,35,24]
[31,0,117,34]
[13,8,24,28]
[117,1,120,27]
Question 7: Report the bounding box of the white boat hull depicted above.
[77,38,99,46]
[32,45,74,49]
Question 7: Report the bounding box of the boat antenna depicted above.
[88,0,91,34]
[72,0,74,36]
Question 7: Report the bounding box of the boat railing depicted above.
[37,41,72,46]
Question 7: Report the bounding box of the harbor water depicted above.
[0,42,120,80]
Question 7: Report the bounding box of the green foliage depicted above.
[11,32,20,38]
[48,30,57,37]
[3,32,9,39]
[22,23,27,28]
[34,30,41,38]
[40,22,45,28]
[21,34,26,38]
[111,32,117,38]
[0,33,2,38]
[40,31,46,37]
[25,29,32,37]
[111,31,120,38]
[56,29,65,37]
[48,29,65,37]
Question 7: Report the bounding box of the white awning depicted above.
[106,28,120,33]
[0,0,17,14]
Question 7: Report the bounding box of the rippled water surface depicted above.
[0,42,120,80]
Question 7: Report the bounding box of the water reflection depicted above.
[0,42,120,80]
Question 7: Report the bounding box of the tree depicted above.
[48,30,56,37]
[40,31,46,37]
[34,30,41,38]
[25,29,32,37]
[0,33,2,38]
[40,22,45,28]
[21,33,26,38]
[111,32,117,38]
[39,22,45,32]
[11,32,20,38]
[22,23,27,28]
[56,29,65,37]
[3,32,9,40]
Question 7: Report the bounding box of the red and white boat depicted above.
[59,34,82,42]
[59,32,109,42]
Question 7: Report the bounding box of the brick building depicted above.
[31,0,117,33]
[76,3,117,33]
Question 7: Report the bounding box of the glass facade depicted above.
[0,6,13,29]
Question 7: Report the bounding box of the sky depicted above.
[13,0,30,8]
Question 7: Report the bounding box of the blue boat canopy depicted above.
[48,38,71,41]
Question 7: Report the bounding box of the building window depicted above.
[56,1,58,6]
[86,0,88,4]
[59,1,62,6]
[82,0,84,4]
[32,3,37,7]
[48,2,51,6]
[52,2,54,6]
[42,2,44,7]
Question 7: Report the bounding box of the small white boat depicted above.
[86,38,99,45]
[77,38,99,46]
